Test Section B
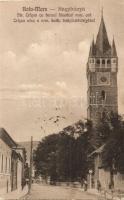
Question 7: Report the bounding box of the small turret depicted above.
[111,38,118,72]
[111,38,117,57]
[89,37,96,57]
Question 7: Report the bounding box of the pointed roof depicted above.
[111,38,117,57]
[95,14,111,56]
[89,37,96,57]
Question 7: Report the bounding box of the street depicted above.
[24,183,98,200]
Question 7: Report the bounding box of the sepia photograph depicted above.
[0,0,124,199]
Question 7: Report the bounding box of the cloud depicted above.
[0,51,16,68]
[0,83,69,99]
[56,81,67,89]
[0,27,90,108]
[78,40,89,53]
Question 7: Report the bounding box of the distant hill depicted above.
[18,141,39,164]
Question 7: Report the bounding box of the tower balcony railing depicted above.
[95,64,111,68]
[87,66,111,73]
[89,99,118,105]
[87,64,112,69]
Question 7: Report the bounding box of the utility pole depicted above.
[29,136,33,194]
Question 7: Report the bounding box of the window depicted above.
[96,59,100,64]
[102,59,105,64]
[5,157,7,173]
[101,111,106,119]
[1,154,3,173]
[9,158,11,173]
[89,59,94,63]
[107,59,111,64]
[101,90,106,101]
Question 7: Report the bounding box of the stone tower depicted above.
[87,14,118,125]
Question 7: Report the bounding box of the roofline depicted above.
[0,128,17,148]
[88,144,105,158]
[12,149,23,162]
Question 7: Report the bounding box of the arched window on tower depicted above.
[101,111,106,119]
[102,59,105,65]
[101,90,106,101]
[96,59,100,65]
[107,59,111,64]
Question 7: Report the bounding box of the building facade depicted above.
[11,149,23,191]
[87,13,118,125]
[13,145,27,189]
[0,128,26,195]
[89,145,124,191]
[0,128,17,194]
[89,145,111,190]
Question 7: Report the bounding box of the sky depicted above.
[0,0,124,142]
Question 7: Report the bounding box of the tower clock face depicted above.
[97,72,110,85]
[100,76,107,82]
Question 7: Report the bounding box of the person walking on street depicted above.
[84,179,88,191]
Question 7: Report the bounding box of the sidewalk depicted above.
[87,188,124,200]
[87,188,114,199]
[87,188,102,195]
[0,185,28,200]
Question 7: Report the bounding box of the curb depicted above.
[19,187,29,200]
[0,186,29,200]
[19,192,28,200]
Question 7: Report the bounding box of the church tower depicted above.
[87,13,118,125]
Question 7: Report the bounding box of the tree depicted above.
[34,134,59,182]
[33,120,93,182]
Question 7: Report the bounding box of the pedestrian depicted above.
[81,178,84,188]
[97,180,101,192]
[84,179,88,191]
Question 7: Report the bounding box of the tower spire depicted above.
[95,10,111,56]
